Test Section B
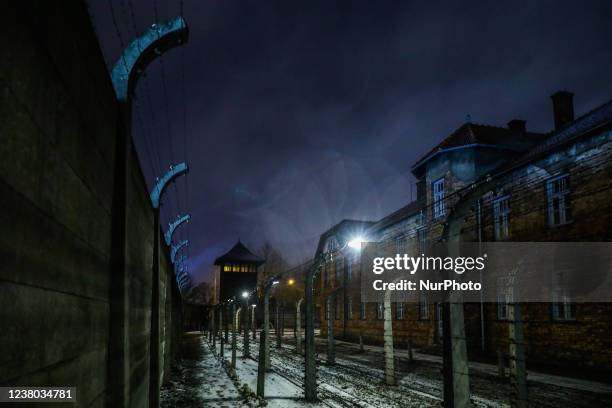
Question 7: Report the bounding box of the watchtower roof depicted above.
[214,240,265,266]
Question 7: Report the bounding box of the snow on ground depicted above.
[212,338,328,407]
[161,332,247,407]
[163,331,612,408]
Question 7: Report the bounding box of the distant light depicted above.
[348,236,364,250]
[242,291,249,299]
[272,280,280,285]
[252,304,257,308]
[288,278,295,285]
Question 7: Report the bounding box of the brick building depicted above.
[314,91,612,372]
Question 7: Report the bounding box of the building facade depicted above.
[315,91,612,372]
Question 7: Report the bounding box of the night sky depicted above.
[87,0,612,285]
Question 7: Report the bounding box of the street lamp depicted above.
[242,291,249,299]
[348,236,365,250]
[288,278,295,285]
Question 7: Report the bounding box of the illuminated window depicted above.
[223,265,231,272]
[232,264,240,272]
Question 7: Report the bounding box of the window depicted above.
[325,262,331,286]
[395,236,405,254]
[419,292,429,320]
[433,178,445,218]
[376,302,384,320]
[347,297,353,320]
[417,227,427,254]
[223,265,231,272]
[551,271,576,321]
[346,260,353,282]
[493,195,510,240]
[335,298,341,320]
[552,294,576,321]
[334,258,343,285]
[395,302,405,320]
[360,302,366,320]
[325,298,331,320]
[327,237,339,252]
[547,174,571,226]
[496,276,513,320]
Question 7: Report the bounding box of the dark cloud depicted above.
[88,0,612,283]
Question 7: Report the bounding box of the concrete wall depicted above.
[0,2,182,406]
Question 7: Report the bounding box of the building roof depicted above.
[509,98,612,167]
[214,240,265,266]
[366,200,423,233]
[411,122,546,172]
[314,219,376,258]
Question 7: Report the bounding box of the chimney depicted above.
[551,91,574,130]
[507,119,526,133]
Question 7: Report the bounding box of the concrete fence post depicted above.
[509,302,528,407]
[383,294,395,385]
[243,298,250,358]
[296,298,303,355]
[232,305,240,369]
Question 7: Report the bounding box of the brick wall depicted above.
[0,2,182,406]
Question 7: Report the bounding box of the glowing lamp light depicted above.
[242,291,249,299]
[272,280,280,285]
[288,278,295,285]
[348,236,364,250]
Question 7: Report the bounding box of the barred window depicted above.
[347,297,353,320]
[325,298,331,320]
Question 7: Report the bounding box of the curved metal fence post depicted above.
[164,214,191,245]
[109,19,188,405]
